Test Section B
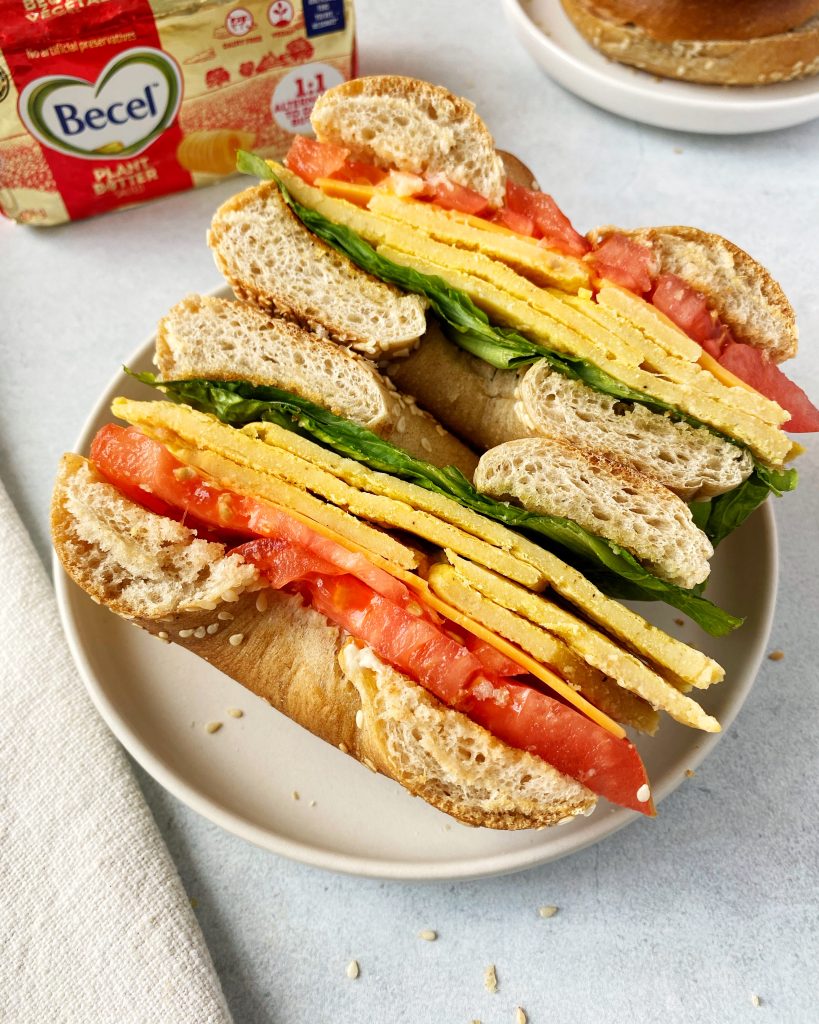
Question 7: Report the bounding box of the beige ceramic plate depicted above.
[54,308,778,879]
[504,0,819,133]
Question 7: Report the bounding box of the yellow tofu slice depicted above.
[513,542,724,692]
[427,564,660,735]
[114,397,722,692]
[376,244,791,466]
[438,555,721,733]
[367,191,590,292]
[270,162,789,463]
[240,418,724,691]
[597,285,788,427]
[561,294,791,439]
[112,401,422,574]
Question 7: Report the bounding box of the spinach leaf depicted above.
[692,464,798,547]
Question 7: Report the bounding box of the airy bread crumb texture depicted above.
[311,76,507,208]
[208,183,427,356]
[475,437,713,590]
[156,293,392,429]
[155,294,478,478]
[520,360,753,500]
[52,454,258,617]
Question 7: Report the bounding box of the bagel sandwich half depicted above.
[216,75,814,572]
[209,174,766,629]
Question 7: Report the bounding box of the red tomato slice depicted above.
[465,681,653,814]
[490,207,536,236]
[285,136,349,184]
[302,574,652,814]
[426,175,491,216]
[650,274,818,429]
[697,334,726,360]
[232,537,342,589]
[587,233,657,294]
[329,158,387,186]
[307,574,479,704]
[90,425,410,602]
[462,634,526,677]
[651,273,724,346]
[504,181,589,257]
[718,342,819,432]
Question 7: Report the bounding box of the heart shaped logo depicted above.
[19,47,182,160]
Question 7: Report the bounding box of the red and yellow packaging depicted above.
[0,0,356,225]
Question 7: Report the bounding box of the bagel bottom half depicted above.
[51,453,596,830]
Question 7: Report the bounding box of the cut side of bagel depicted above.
[208,183,427,357]
[339,644,594,828]
[51,454,258,617]
[475,437,714,590]
[560,0,819,84]
[52,453,596,829]
[519,360,754,500]
[155,294,478,478]
[311,76,507,208]
[604,226,799,364]
[157,293,392,426]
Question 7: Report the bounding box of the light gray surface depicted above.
[2,0,818,1020]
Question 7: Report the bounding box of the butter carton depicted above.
[0,0,356,224]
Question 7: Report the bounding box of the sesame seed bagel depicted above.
[561,0,819,85]
[52,453,596,830]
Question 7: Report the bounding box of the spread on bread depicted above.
[52,75,816,829]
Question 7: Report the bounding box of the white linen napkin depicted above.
[0,478,234,1024]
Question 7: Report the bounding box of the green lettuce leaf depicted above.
[129,370,743,636]
[691,463,798,547]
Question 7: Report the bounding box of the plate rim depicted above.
[53,296,779,881]
[503,0,819,128]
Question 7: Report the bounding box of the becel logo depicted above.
[19,47,182,160]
